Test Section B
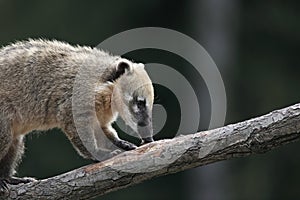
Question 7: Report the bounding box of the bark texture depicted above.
[4,103,300,200]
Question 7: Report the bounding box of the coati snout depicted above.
[111,59,154,144]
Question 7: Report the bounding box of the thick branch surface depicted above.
[6,103,300,199]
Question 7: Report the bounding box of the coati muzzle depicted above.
[138,120,154,144]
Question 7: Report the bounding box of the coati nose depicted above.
[138,122,153,145]
[142,137,154,144]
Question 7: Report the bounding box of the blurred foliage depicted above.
[0,0,300,199]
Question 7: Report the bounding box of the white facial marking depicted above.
[137,96,145,101]
[124,93,133,102]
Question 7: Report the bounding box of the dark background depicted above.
[0,0,299,199]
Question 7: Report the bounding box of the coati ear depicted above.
[116,60,132,74]
[106,59,133,82]
[137,63,145,69]
[116,59,133,75]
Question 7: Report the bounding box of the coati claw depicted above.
[114,140,137,151]
[111,149,122,155]
[0,179,9,194]
[5,177,36,185]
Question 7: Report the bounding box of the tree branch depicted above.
[6,103,300,199]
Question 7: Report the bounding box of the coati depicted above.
[0,39,154,191]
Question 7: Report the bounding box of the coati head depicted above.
[111,59,154,144]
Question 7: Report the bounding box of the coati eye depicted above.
[136,97,146,109]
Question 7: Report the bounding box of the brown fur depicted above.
[0,39,154,182]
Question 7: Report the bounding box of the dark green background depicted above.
[0,1,299,199]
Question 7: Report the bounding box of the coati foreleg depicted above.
[101,124,137,151]
[62,117,136,162]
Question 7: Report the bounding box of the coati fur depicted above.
[0,39,154,192]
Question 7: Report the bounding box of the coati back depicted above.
[0,39,154,192]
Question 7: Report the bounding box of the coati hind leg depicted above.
[0,135,35,193]
[0,118,14,193]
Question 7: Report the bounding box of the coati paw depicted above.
[114,140,137,151]
[0,177,36,196]
[5,177,36,185]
